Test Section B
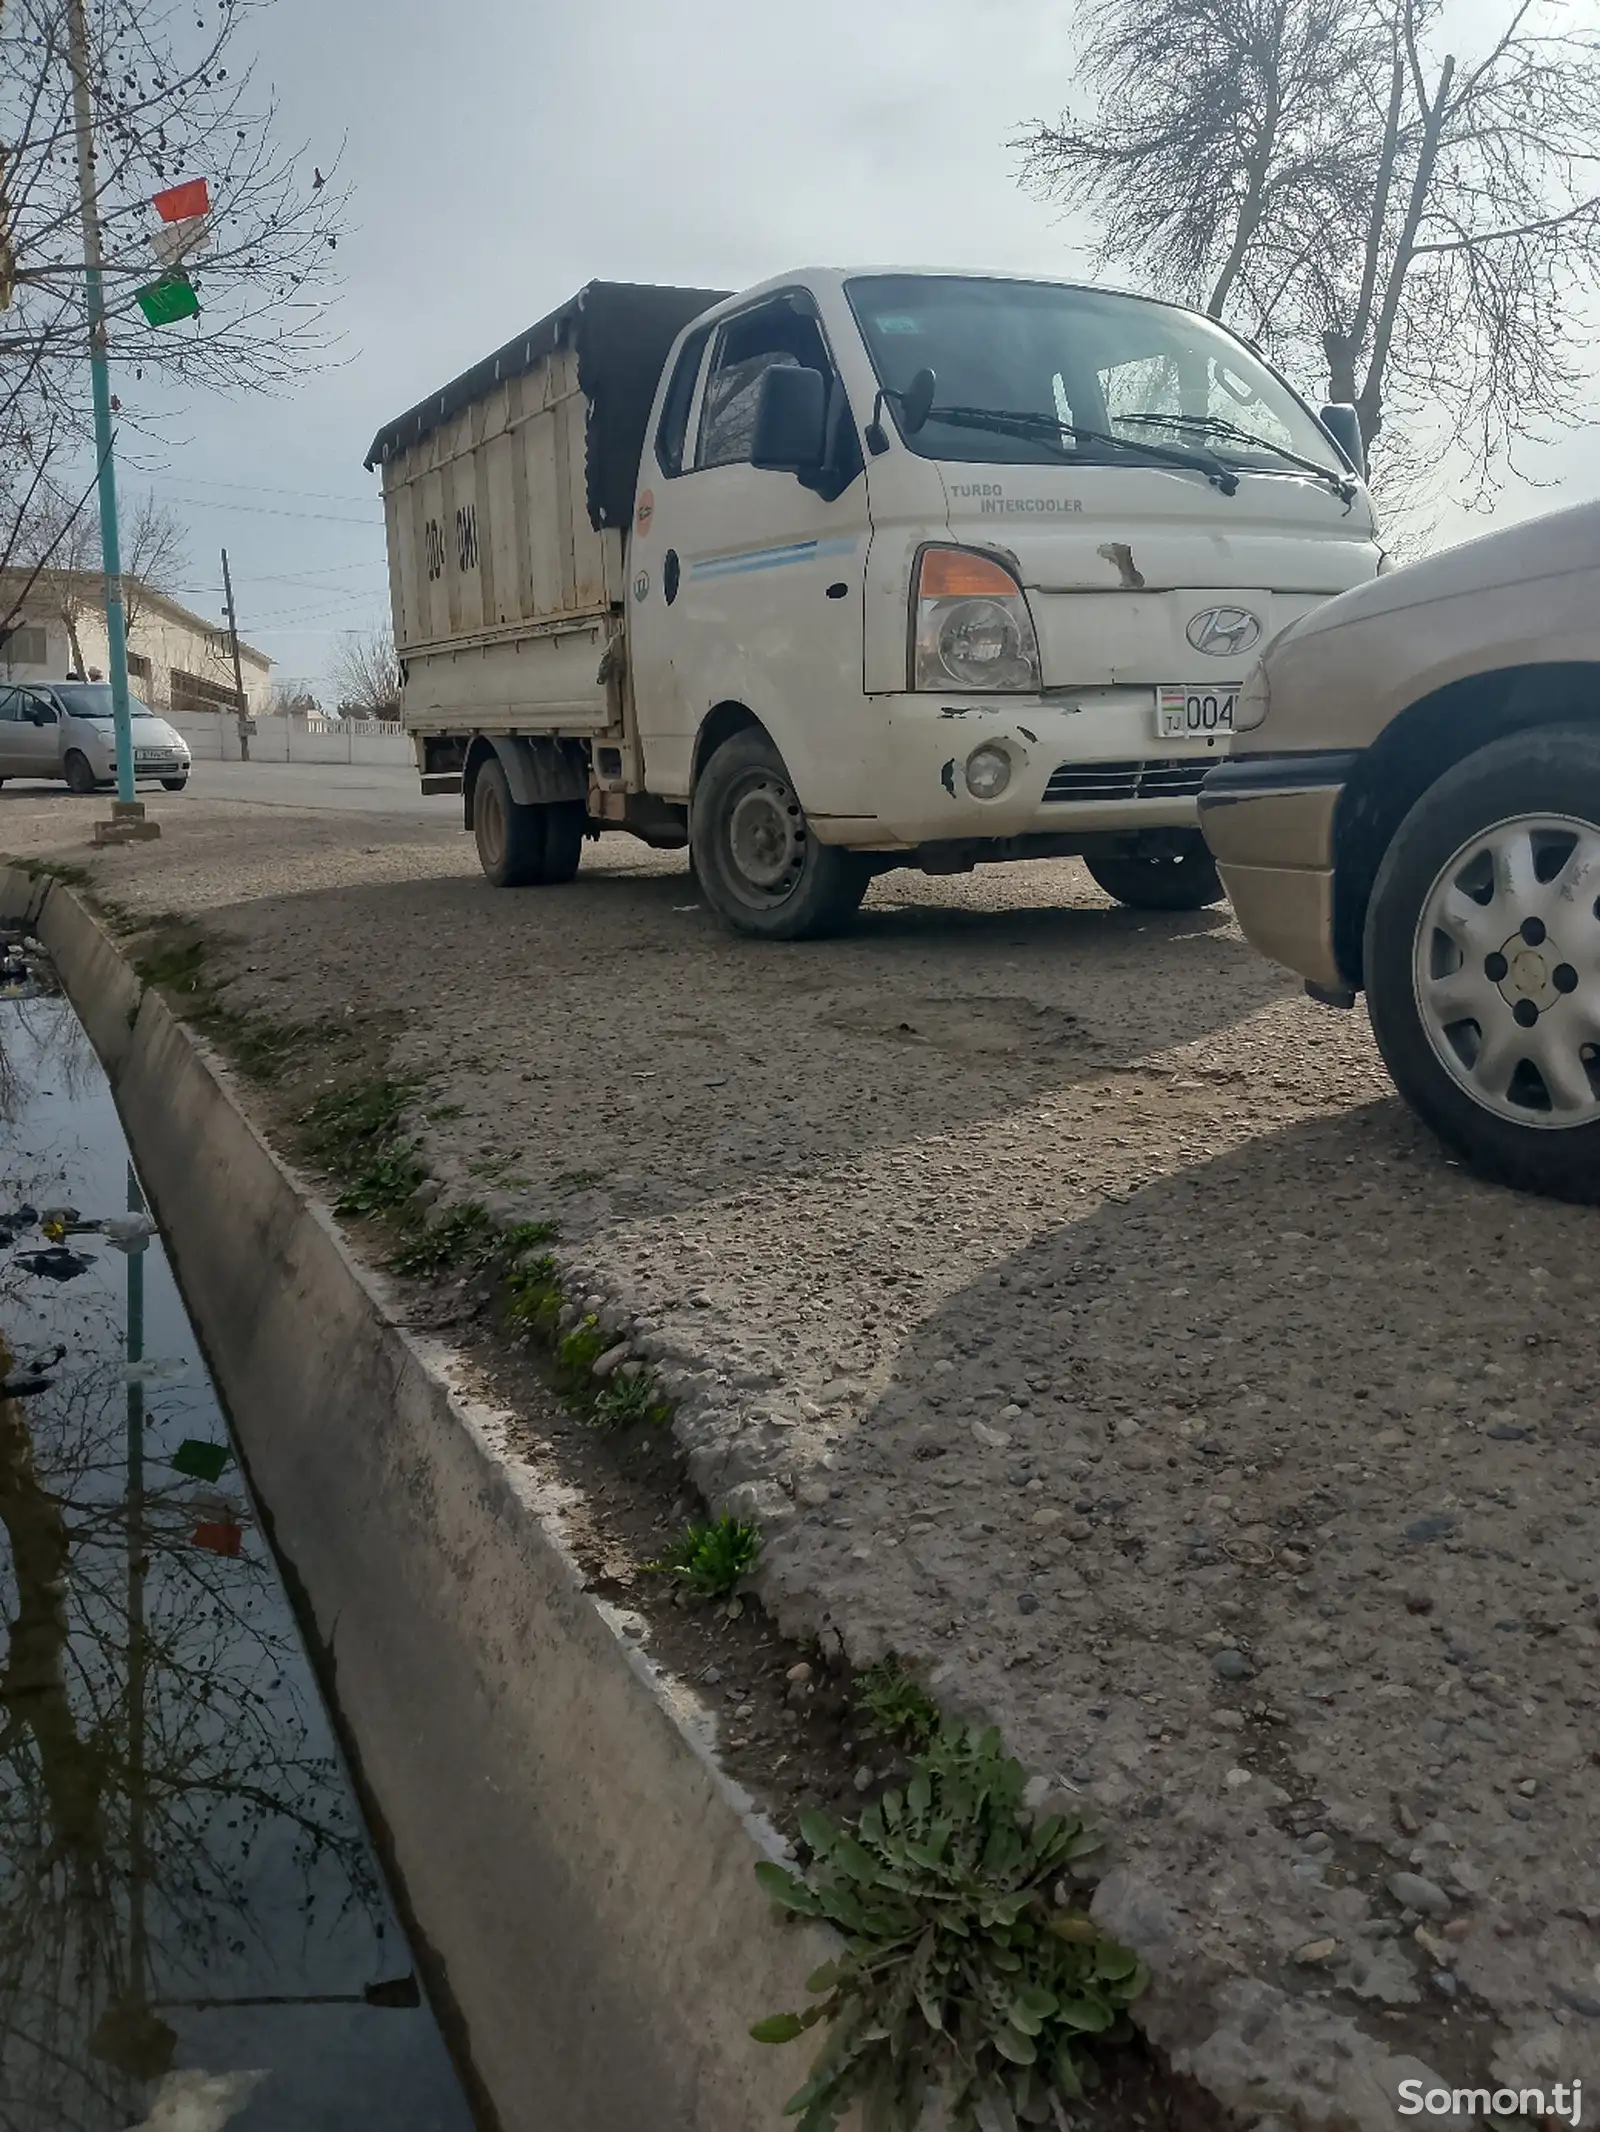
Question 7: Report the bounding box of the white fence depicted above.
[168,712,413,767]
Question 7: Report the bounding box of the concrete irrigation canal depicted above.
[0,966,478,2128]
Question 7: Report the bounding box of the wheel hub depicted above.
[727,779,803,895]
[1413,813,1600,1128]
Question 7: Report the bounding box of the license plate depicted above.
[1157,684,1236,738]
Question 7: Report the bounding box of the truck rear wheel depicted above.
[473,757,546,887]
[472,759,586,888]
[691,730,869,940]
[1083,832,1224,911]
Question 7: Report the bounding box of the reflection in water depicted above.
[0,996,476,2131]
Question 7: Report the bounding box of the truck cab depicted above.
[370,269,1381,938]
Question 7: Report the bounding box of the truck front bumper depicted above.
[1198,751,1358,992]
[810,693,1234,849]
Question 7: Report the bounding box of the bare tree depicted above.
[120,495,188,637]
[1,0,348,632]
[1017,0,1600,493]
[331,626,399,721]
[266,676,321,717]
[1016,0,1381,320]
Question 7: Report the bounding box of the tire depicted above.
[1083,832,1224,911]
[1364,722,1600,1203]
[472,756,547,887]
[690,729,869,940]
[539,798,585,885]
[64,751,98,796]
[161,777,188,793]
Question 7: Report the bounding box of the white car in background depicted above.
[0,679,191,792]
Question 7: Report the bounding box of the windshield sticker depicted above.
[874,316,922,333]
[947,483,1084,516]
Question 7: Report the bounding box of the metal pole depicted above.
[65,0,136,808]
[124,1163,149,2005]
[220,548,250,762]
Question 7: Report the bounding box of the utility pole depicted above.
[65,0,150,838]
[219,548,250,762]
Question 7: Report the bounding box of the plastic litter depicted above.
[191,1519,245,1558]
[103,1212,157,1252]
[125,1357,189,1386]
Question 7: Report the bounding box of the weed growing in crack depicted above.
[133,938,208,995]
[591,1369,672,1431]
[299,1077,425,1217]
[390,1202,499,1277]
[853,1656,940,1753]
[647,1514,761,1600]
[556,1314,608,1384]
[7,855,90,886]
[502,1252,562,1332]
[752,1723,1142,2132]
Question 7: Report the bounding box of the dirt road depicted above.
[8,781,1598,2127]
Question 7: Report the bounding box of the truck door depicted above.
[627,290,869,812]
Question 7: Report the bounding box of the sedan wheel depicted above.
[1365,724,1600,1201]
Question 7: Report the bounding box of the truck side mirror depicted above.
[751,366,828,475]
[1319,403,1366,478]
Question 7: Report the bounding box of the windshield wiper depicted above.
[1115,412,1355,502]
[920,403,1239,496]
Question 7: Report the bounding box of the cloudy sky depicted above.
[123,0,1600,696]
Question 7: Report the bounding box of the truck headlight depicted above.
[1235,657,1271,732]
[913,547,1041,693]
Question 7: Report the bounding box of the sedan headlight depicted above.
[913,547,1041,693]
[1234,656,1271,732]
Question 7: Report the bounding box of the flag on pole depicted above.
[151,177,211,223]
[134,272,200,326]
[151,215,211,269]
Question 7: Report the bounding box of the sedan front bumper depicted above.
[1198,752,1358,991]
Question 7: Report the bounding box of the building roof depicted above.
[0,568,272,670]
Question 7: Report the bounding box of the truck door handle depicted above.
[825,582,848,599]
[664,550,681,605]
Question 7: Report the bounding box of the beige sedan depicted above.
[1199,497,1600,1201]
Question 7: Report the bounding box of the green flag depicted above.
[171,1437,231,1482]
[135,272,200,326]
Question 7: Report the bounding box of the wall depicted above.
[169,711,413,766]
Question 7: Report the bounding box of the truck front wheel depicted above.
[472,759,585,888]
[691,730,869,940]
[1083,832,1224,912]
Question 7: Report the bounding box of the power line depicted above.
[155,493,382,526]
[148,472,383,507]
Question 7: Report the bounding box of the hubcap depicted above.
[1412,813,1600,1129]
[724,773,806,905]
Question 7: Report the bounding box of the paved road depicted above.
[0,758,447,819]
[187,758,448,817]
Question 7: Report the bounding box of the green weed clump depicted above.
[853,1657,940,1753]
[592,1369,673,1431]
[647,1514,761,1600]
[299,1076,425,1217]
[752,1724,1142,2132]
[134,938,207,995]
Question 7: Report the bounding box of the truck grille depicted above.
[1042,758,1213,805]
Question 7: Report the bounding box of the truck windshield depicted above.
[49,684,157,719]
[846,275,1346,480]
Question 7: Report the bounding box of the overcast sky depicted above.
[121,0,1600,696]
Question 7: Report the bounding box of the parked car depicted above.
[0,680,191,793]
[368,272,1380,937]
[1199,497,1600,1200]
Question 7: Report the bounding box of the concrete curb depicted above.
[20,871,836,2132]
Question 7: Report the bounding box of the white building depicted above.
[0,570,271,715]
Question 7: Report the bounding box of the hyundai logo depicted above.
[1186,606,1263,657]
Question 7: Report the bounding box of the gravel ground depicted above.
[9,782,1600,2129]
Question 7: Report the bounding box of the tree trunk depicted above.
[65,613,86,677]
[1357,51,1456,447]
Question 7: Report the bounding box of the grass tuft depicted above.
[853,1655,940,1753]
[299,1076,425,1217]
[646,1514,761,1600]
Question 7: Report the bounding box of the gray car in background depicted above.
[0,679,191,793]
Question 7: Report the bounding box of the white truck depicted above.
[367,270,1383,938]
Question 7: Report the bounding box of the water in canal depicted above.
[0,975,479,2131]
